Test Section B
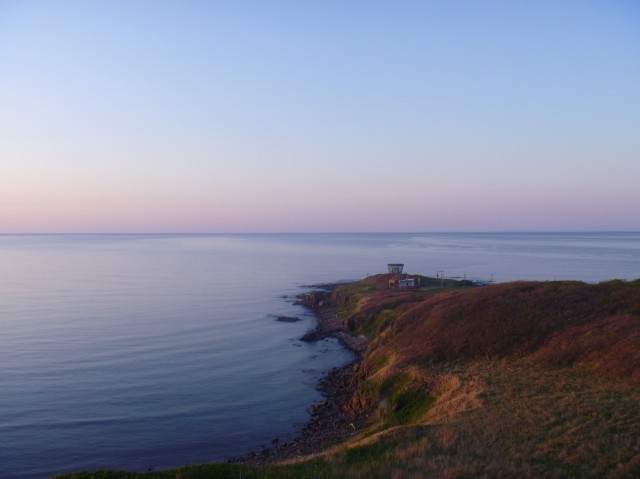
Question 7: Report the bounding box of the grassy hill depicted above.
[54,276,640,478]
[349,277,640,378]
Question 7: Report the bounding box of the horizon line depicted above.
[1,230,639,236]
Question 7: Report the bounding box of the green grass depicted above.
[357,309,398,341]
[388,389,436,426]
[54,461,336,479]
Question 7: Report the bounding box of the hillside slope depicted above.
[326,276,640,477]
[351,279,640,380]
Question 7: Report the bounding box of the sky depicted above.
[1,1,639,233]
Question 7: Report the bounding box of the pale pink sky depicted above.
[1,1,639,233]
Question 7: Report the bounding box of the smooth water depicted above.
[1,233,639,478]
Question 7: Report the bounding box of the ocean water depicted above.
[1,232,639,478]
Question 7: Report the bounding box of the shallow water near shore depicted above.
[1,232,639,478]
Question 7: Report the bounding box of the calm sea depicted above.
[1,233,639,478]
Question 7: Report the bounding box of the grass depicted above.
[387,388,436,426]
[314,361,640,478]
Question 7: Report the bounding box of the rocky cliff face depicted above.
[299,290,332,308]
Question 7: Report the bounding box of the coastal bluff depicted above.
[54,275,640,478]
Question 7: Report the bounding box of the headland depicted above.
[54,274,640,478]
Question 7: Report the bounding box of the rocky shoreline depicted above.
[229,284,368,465]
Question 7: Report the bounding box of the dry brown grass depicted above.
[322,361,640,478]
[362,280,640,380]
[321,278,640,477]
[424,368,485,424]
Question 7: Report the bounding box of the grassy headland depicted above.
[54,275,640,478]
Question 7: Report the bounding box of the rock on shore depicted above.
[231,284,367,465]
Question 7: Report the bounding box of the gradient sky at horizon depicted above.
[1,1,639,233]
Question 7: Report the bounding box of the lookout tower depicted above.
[387,263,404,274]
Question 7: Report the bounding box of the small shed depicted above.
[388,275,421,289]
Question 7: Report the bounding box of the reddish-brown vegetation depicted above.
[347,279,640,381]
